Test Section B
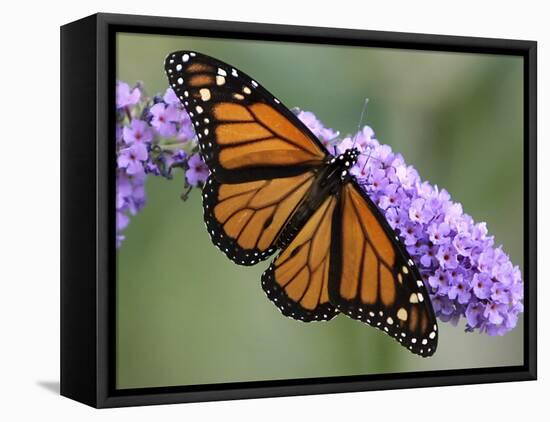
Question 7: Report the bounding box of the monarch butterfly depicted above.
[164,51,438,357]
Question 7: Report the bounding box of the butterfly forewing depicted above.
[329,182,438,356]
[164,51,328,184]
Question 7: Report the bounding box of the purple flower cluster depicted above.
[115,79,523,335]
[115,81,208,246]
[295,109,340,149]
[297,110,524,336]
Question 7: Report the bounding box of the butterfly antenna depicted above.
[352,98,370,148]
[358,148,384,166]
[363,150,373,171]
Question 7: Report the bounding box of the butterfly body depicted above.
[165,51,439,357]
[276,148,360,248]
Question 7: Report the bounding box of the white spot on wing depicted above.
[199,88,211,101]
[397,308,408,321]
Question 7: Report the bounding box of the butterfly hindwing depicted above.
[329,182,438,356]
[164,51,328,184]
[261,195,339,322]
[202,172,316,265]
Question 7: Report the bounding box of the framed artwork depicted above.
[60,13,537,408]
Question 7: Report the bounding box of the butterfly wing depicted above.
[261,195,339,322]
[329,181,438,357]
[165,51,331,265]
[164,51,328,184]
[202,171,316,265]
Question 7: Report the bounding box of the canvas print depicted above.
[115,33,524,390]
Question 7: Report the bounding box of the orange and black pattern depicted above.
[328,182,438,356]
[165,51,438,356]
[165,51,326,184]
[201,172,314,265]
[262,196,338,321]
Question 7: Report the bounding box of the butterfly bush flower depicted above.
[296,110,524,336]
[114,80,523,336]
[115,82,202,246]
[186,153,210,187]
[116,81,141,109]
[294,109,340,148]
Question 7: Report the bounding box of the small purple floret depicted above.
[186,153,209,187]
[116,81,141,109]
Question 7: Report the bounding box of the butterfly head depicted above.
[342,147,360,167]
[326,147,360,182]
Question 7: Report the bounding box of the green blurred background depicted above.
[116,33,524,389]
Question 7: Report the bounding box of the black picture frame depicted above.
[60,12,537,408]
